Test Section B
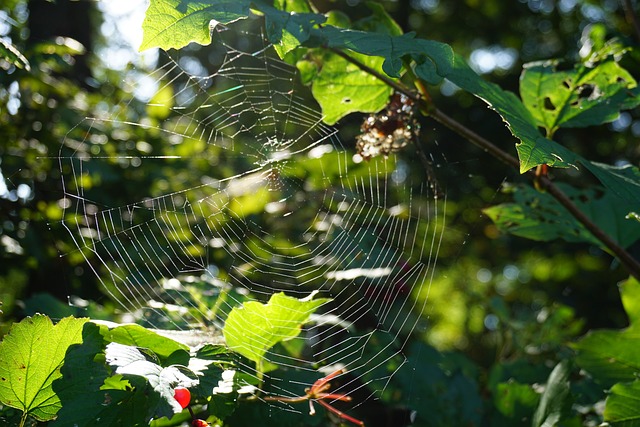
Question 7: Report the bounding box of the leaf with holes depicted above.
[223,292,329,367]
[483,183,640,249]
[439,55,579,173]
[0,315,88,422]
[520,59,640,135]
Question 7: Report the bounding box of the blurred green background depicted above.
[1,0,639,425]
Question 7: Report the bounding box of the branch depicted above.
[621,0,640,44]
[330,47,640,282]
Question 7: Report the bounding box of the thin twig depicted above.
[621,0,640,44]
[329,47,640,281]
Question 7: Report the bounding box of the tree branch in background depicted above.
[331,47,640,282]
[620,0,640,44]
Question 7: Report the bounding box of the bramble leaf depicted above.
[105,342,198,417]
[223,292,329,366]
[0,315,88,421]
[50,322,152,427]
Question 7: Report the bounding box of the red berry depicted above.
[173,387,191,409]
[192,420,211,427]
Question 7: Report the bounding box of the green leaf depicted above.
[50,322,153,427]
[582,162,640,207]
[532,360,572,427]
[263,4,326,58]
[621,277,640,325]
[140,0,251,51]
[573,327,640,387]
[223,291,329,366]
[442,55,579,172]
[483,184,640,249]
[0,38,30,71]
[492,381,539,423]
[520,59,640,135]
[99,322,189,360]
[356,2,404,37]
[309,50,394,124]
[0,315,88,421]
[319,26,454,84]
[604,380,640,426]
[105,342,198,417]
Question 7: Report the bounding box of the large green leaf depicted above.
[51,323,152,427]
[483,183,640,249]
[140,0,325,52]
[140,0,252,51]
[604,380,640,426]
[105,342,199,418]
[316,26,454,84]
[532,360,572,427]
[99,322,189,360]
[520,59,640,135]
[0,315,88,421]
[140,0,454,85]
[573,326,640,387]
[305,50,393,124]
[223,292,329,366]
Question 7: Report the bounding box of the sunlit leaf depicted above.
[140,0,251,51]
[319,26,453,84]
[99,322,190,360]
[105,343,198,417]
[50,323,152,427]
[573,328,640,387]
[604,380,640,426]
[441,55,579,173]
[0,315,87,421]
[223,292,329,366]
[621,277,640,325]
[521,59,640,135]
[309,51,393,124]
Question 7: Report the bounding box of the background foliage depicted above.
[1,0,640,426]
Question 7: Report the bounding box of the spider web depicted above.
[57,18,446,419]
